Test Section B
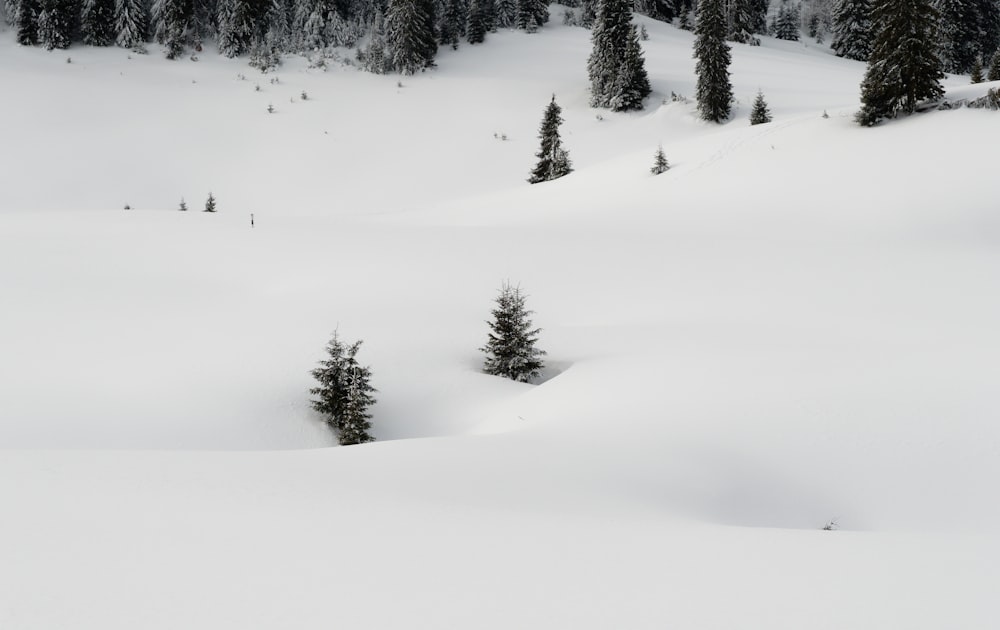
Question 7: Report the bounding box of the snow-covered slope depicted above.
[2,14,999,629]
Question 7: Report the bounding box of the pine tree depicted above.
[386,0,435,73]
[749,89,772,124]
[152,0,191,58]
[988,50,1000,81]
[650,144,669,174]
[588,0,650,111]
[774,0,800,41]
[179,197,188,211]
[970,56,984,83]
[694,0,733,123]
[310,332,376,445]
[726,0,759,45]
[856,0,943,126]
[831,0,872,61]
[204,192,216,211]
[609,25,652,112]
[467,0,486,43]
[217,0,260,57]
[515,0,546,32]
[15,0,41,45]
[749,0,768,33]
[115,0,148,48]
[37,0,75,50]
[528,96,572,184]
[440,0,466,49]
[480,282,546,383]
[81,0,117,45]
[493,0,515,26]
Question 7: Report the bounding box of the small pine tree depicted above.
[480,282,546,383]
[989,50,1000,81]
[970,56,985,83]
[650,144,669,174]
[773,0,800,41]
[310,332,376,445]
[179,197,188,211]
[749,89,772,124]
[694,0,733,123]
[204,192,216,212]
[528,96,572,184]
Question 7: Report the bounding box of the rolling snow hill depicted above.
[1,12,999,630]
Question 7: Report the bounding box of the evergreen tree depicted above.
[189,0,214,48]
[970,55,984,83]
[749,89,772,124]
[515,0,546,32]
[694,0,732,122]
[217,0,261,57]
[493,0,515,26]
[440,0,466,49]
[856,0,943,126]
[831,0,872,61]
[115,0,148,48]
[989,50,1000,81]
[15,0,41,45]
[204,192,217,211]
[528,96,572,184]
[749,0,768,33]
[179,197,188,210]
[386,0,435,73]
[480,282,546,383]
[726,0,759,45]
[609,25,652,111]
[936,0,977,73]
[309,332,377,445]
[81,0,117,45]
[152,0,191,58]
[773,0,800,41]
[37,0,75,50]
[467,0,486,43]
[588,0,650,111]
[650,144,669,174]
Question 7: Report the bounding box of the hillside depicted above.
[2,13,999,630]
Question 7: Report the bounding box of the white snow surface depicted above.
[2,14,1000,629]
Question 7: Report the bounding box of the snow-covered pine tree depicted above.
[81,0,117,45]
[749,89,772,124]
[386,0,435,73]
[970,56,984,83]
[310,332,377,445]
[362,11,389,73]
[337,345,376,445]
[467,0,486,43]
[480,282,546,383]
[515,0,546,32]
[749,0,768,33]
[115,0,148,48]
[588,0,650,111]
[650,144,669,174]
[262,0,290,51]
[609,24,652,111]
[831,0,872,61]
[694,0,733,122]
[217,0,260,57]
[493,0,515,26]
[439,0,466,49]
[188,0,214,48]
[726,0,759,45]
[989,50,1000,81]
[179,198,188,210]
[774,0,800,41]
[37,0,75,49]
[15,0,41,45]
[152,0,191,58]
[935,0,977,73]
[856,0,943,126]
[528,96,572,184]
[204,192,217,211]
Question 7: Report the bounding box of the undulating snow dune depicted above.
[1,12,999,629]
